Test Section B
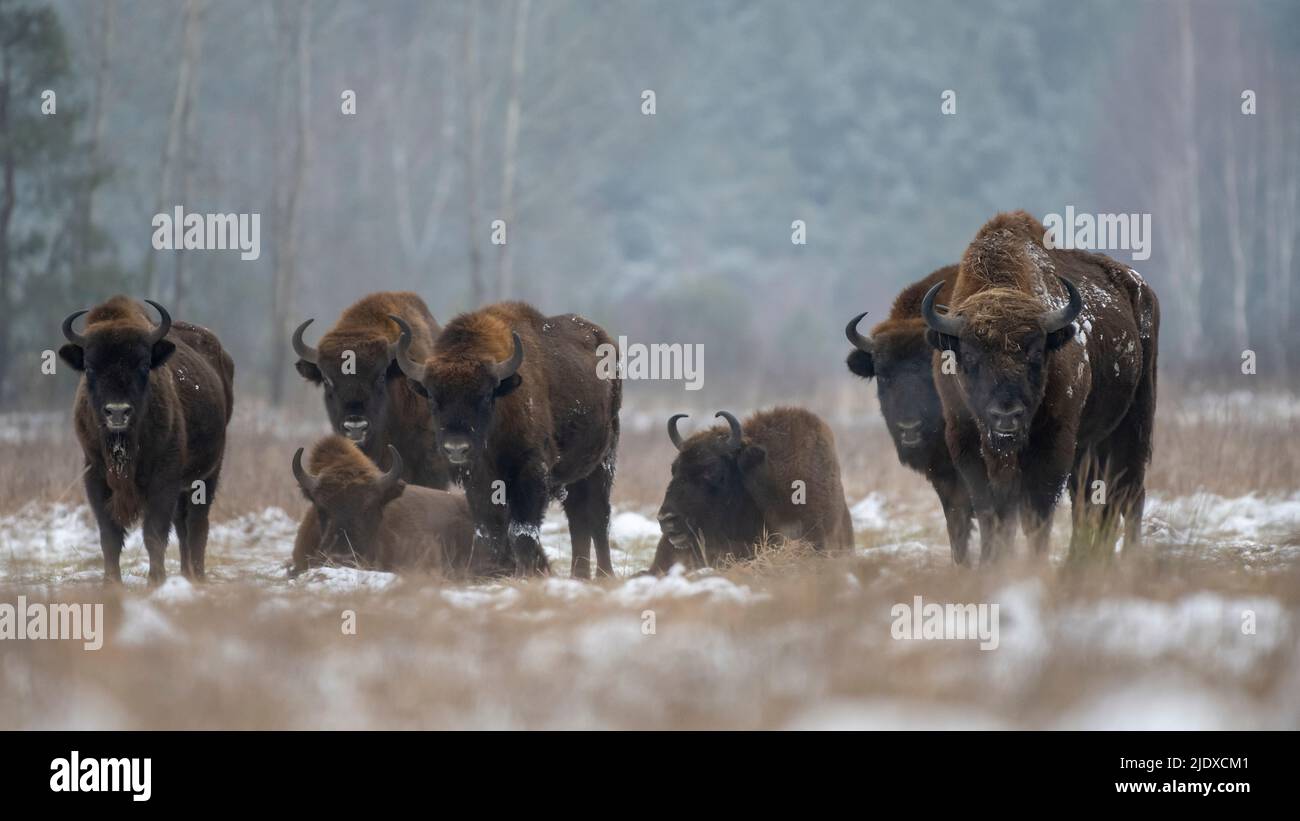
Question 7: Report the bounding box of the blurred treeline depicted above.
[2,0,1298,411]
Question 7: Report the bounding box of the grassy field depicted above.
[0,383,1296,729]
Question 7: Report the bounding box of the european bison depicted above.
[922,211,1159,561]
[293,292,449,489]
[289,435,509,578]
[646,407,854,574]
[845,265,977,564]
[390,301,622,577]
[59,297,234,584]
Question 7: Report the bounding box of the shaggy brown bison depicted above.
[391,301,622,577]
[293,292,449,489]
[646,407,854,574]
[59,297,234,584]
[289,435,509,578]
[922,211,1159,561]
[846,265,977,564]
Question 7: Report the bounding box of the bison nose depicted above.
[441,438,471,463]
[342,417,369,442]
[103,403,132,430]
[988,401,1026,433]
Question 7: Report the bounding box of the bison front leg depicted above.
[85,470,125,584]
[142,490,178,586]
[506,462,551,576]
[930,471,973,566]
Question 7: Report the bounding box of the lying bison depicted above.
[845,265,977,564]
[289,435,508,578]
[922,211,1159,561]
[59,297,234,584]
[390,302,622,577]
[646,407,854,574]
[293,292,449,489]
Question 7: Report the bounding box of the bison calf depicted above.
[646,407,854,574]
[845,265,977,564]
[290,436,509,578]
[59,297,234,584]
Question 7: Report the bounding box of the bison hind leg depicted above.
[564,468,615,579]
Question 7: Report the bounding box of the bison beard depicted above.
[391,301,622,578]
[923,211,1159,562]
[292,291,450,491]
[845,265,978,565]
[58,297,235,585]
[646,407,854,574]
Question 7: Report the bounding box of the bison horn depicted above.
[667,413,688,451]
[377,445,403,491]
[144,299,172,344]
[715,411,743,451]
[921,281,964,337]
[292,448,321,497]
[387,314,427,383]
[845,311,873,353]
[292,319,320,365]
[1041,276,1083,333]
[61,310,90,347]
[489,332,524,383]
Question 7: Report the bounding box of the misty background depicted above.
[2,0,1298,413]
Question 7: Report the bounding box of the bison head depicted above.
[389,315,522,466]
[656,411,767,561]
[59,299,175,434]
[293,444,406,565]
[293,319,408,450]
[846,312,945,461]
[922,276,1081,453]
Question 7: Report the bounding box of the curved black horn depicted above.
[292,448,320,496]
[377,445,403,491]
[489,332,523,382]
[387,314,427,383]
[921,281,964,337]
[845,311,873,353]
[1041,276,1083,333]
[61,310,89,347]
[715,411,743,450]
[144,299,171,344]
[291,319,320,364]
[667,413,688,451]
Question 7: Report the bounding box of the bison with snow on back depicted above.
[289,435,509,578]
[845,265,977,564]
[922,211,1159,561]
[59,297,234,584]
[293,291,450,489]
[390,301,622,577]
[646,407,854,574]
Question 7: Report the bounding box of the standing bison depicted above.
[845,265,977,564]
[289,435,510,578]
[59,297,234,584]
[292,291,449,489]
[390,301,622,577]
[922,211,1159,561]
[646,407,854,574]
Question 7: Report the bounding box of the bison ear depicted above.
[846,349,875,380]
[494,373,522,398]
[150,339,176,369]
[295,359,323,384]
[58,344,85,372]
[1046,322,1077,352]
[925,329,959,355]
[737,444,767,474]
[381,479,407,507]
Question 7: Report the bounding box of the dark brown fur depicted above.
[289,436,507,577]
[647,407,854,574]
[403,302,622,577]
[929,211,1159,561]
[847,266,977,563]
[61,297,234,584]
[294,292,449,489]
